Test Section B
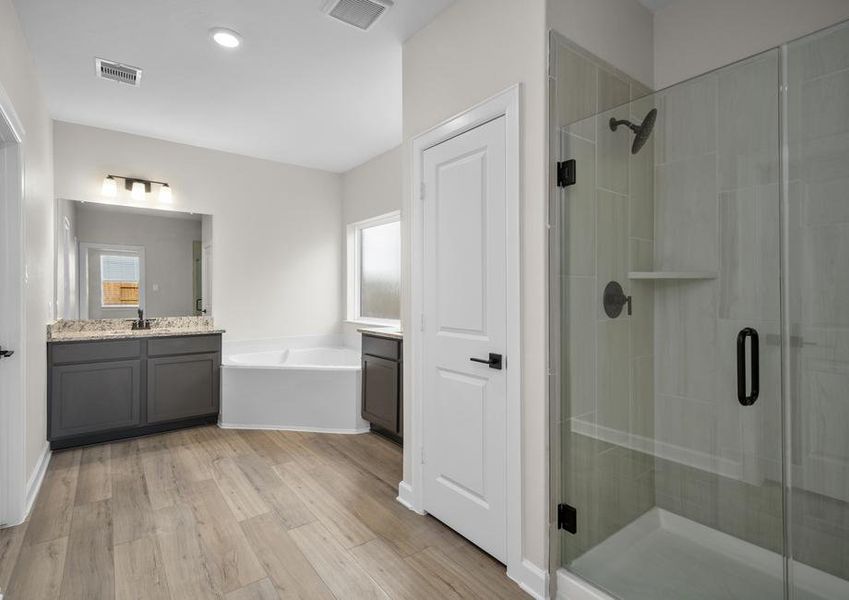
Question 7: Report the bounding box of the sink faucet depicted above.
[132,308,151,330]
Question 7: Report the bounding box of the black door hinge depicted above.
[557,503,577,534]
[557,159,576,188]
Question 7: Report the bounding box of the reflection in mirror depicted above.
[55,200,212,320]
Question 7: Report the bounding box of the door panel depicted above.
[434,368,487,500]
[436,150,487,333]
[422,116,507,562]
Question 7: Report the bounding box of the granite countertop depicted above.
[357,326,404,341]
[47,316,224,343]
[48,328,226,342]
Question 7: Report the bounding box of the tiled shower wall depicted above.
[551,33,656,563]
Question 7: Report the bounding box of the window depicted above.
[100,254,141,307]
[347,212,401,325]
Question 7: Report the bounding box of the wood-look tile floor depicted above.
[0,426,527,600]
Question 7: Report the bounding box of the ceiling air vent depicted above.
[95,58,143,87]
[323,0,393,31]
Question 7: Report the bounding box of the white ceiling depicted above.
[13,0,455,173]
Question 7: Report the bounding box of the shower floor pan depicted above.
[559,508,849,600]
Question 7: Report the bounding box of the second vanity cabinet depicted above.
[361,332,403,444]
[48,334,221,449]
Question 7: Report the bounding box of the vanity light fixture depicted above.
[101,174,173,203]
[158,183,173,204]
[130,180,147,201]
[210,27,242,49]
[101,175,118,197]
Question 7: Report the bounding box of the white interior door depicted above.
[0,135,25,526]
[422,115,508,562]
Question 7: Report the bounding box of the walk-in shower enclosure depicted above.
[550,20,849,600]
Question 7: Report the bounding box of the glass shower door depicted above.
[556,47,787,599]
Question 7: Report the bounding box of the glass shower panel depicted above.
[558,49,786,599]
[786,20,849,598]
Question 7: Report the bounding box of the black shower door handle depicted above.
[737,328,759,406]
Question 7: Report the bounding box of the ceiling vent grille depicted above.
[323,0,393,31]
[95,58,143,87]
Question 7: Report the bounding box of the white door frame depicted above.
[0,82,27,527]
[405,85,523,581]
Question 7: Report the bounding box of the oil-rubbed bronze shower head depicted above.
[609,108,657,154]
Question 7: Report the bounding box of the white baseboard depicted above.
[396,480,424,514]
[22,444,51,525]
[509,558,549,599]
[217,422,370,435]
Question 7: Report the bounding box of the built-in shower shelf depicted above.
[628,271,718,280]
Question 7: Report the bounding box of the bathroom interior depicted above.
[1,1,849,599]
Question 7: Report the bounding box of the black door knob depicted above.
[0,347,14,359]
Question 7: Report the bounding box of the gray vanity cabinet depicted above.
[50,359,142,437]
[147,353,219,423]
[361,333,403,444]
[48,334,221,449]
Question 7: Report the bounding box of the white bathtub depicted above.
[220,342,368,434]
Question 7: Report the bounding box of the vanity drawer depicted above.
[51,339,142,364]
[148,335,221,357]
[362,334,402,361]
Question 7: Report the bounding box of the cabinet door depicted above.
[147,353,220,423]
[50,360,141,439]
[361,355,399,433]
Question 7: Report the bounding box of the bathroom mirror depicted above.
[54,200,212,320]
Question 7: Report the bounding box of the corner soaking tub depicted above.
[220,344,368,433]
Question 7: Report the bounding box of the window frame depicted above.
[99,253,141,308]
[346,211,401,327]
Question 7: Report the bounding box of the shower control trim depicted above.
[603,281,632,319]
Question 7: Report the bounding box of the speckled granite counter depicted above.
[47,316,224,342]
[356,326,403,340]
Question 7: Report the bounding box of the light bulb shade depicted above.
[130,180,147,200]
[158,183,173,204]
[101,176,118,197]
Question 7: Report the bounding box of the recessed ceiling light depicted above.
[210,28,241,49]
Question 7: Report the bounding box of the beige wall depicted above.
[341,146,402,344]
[654,0,849,88]
[0,0,54,479]
[342,146,402,226]
[53,122,343,343]
[402,0,549,570]
[548,0,655,87]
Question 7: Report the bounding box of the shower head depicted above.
[609,108,657,154]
